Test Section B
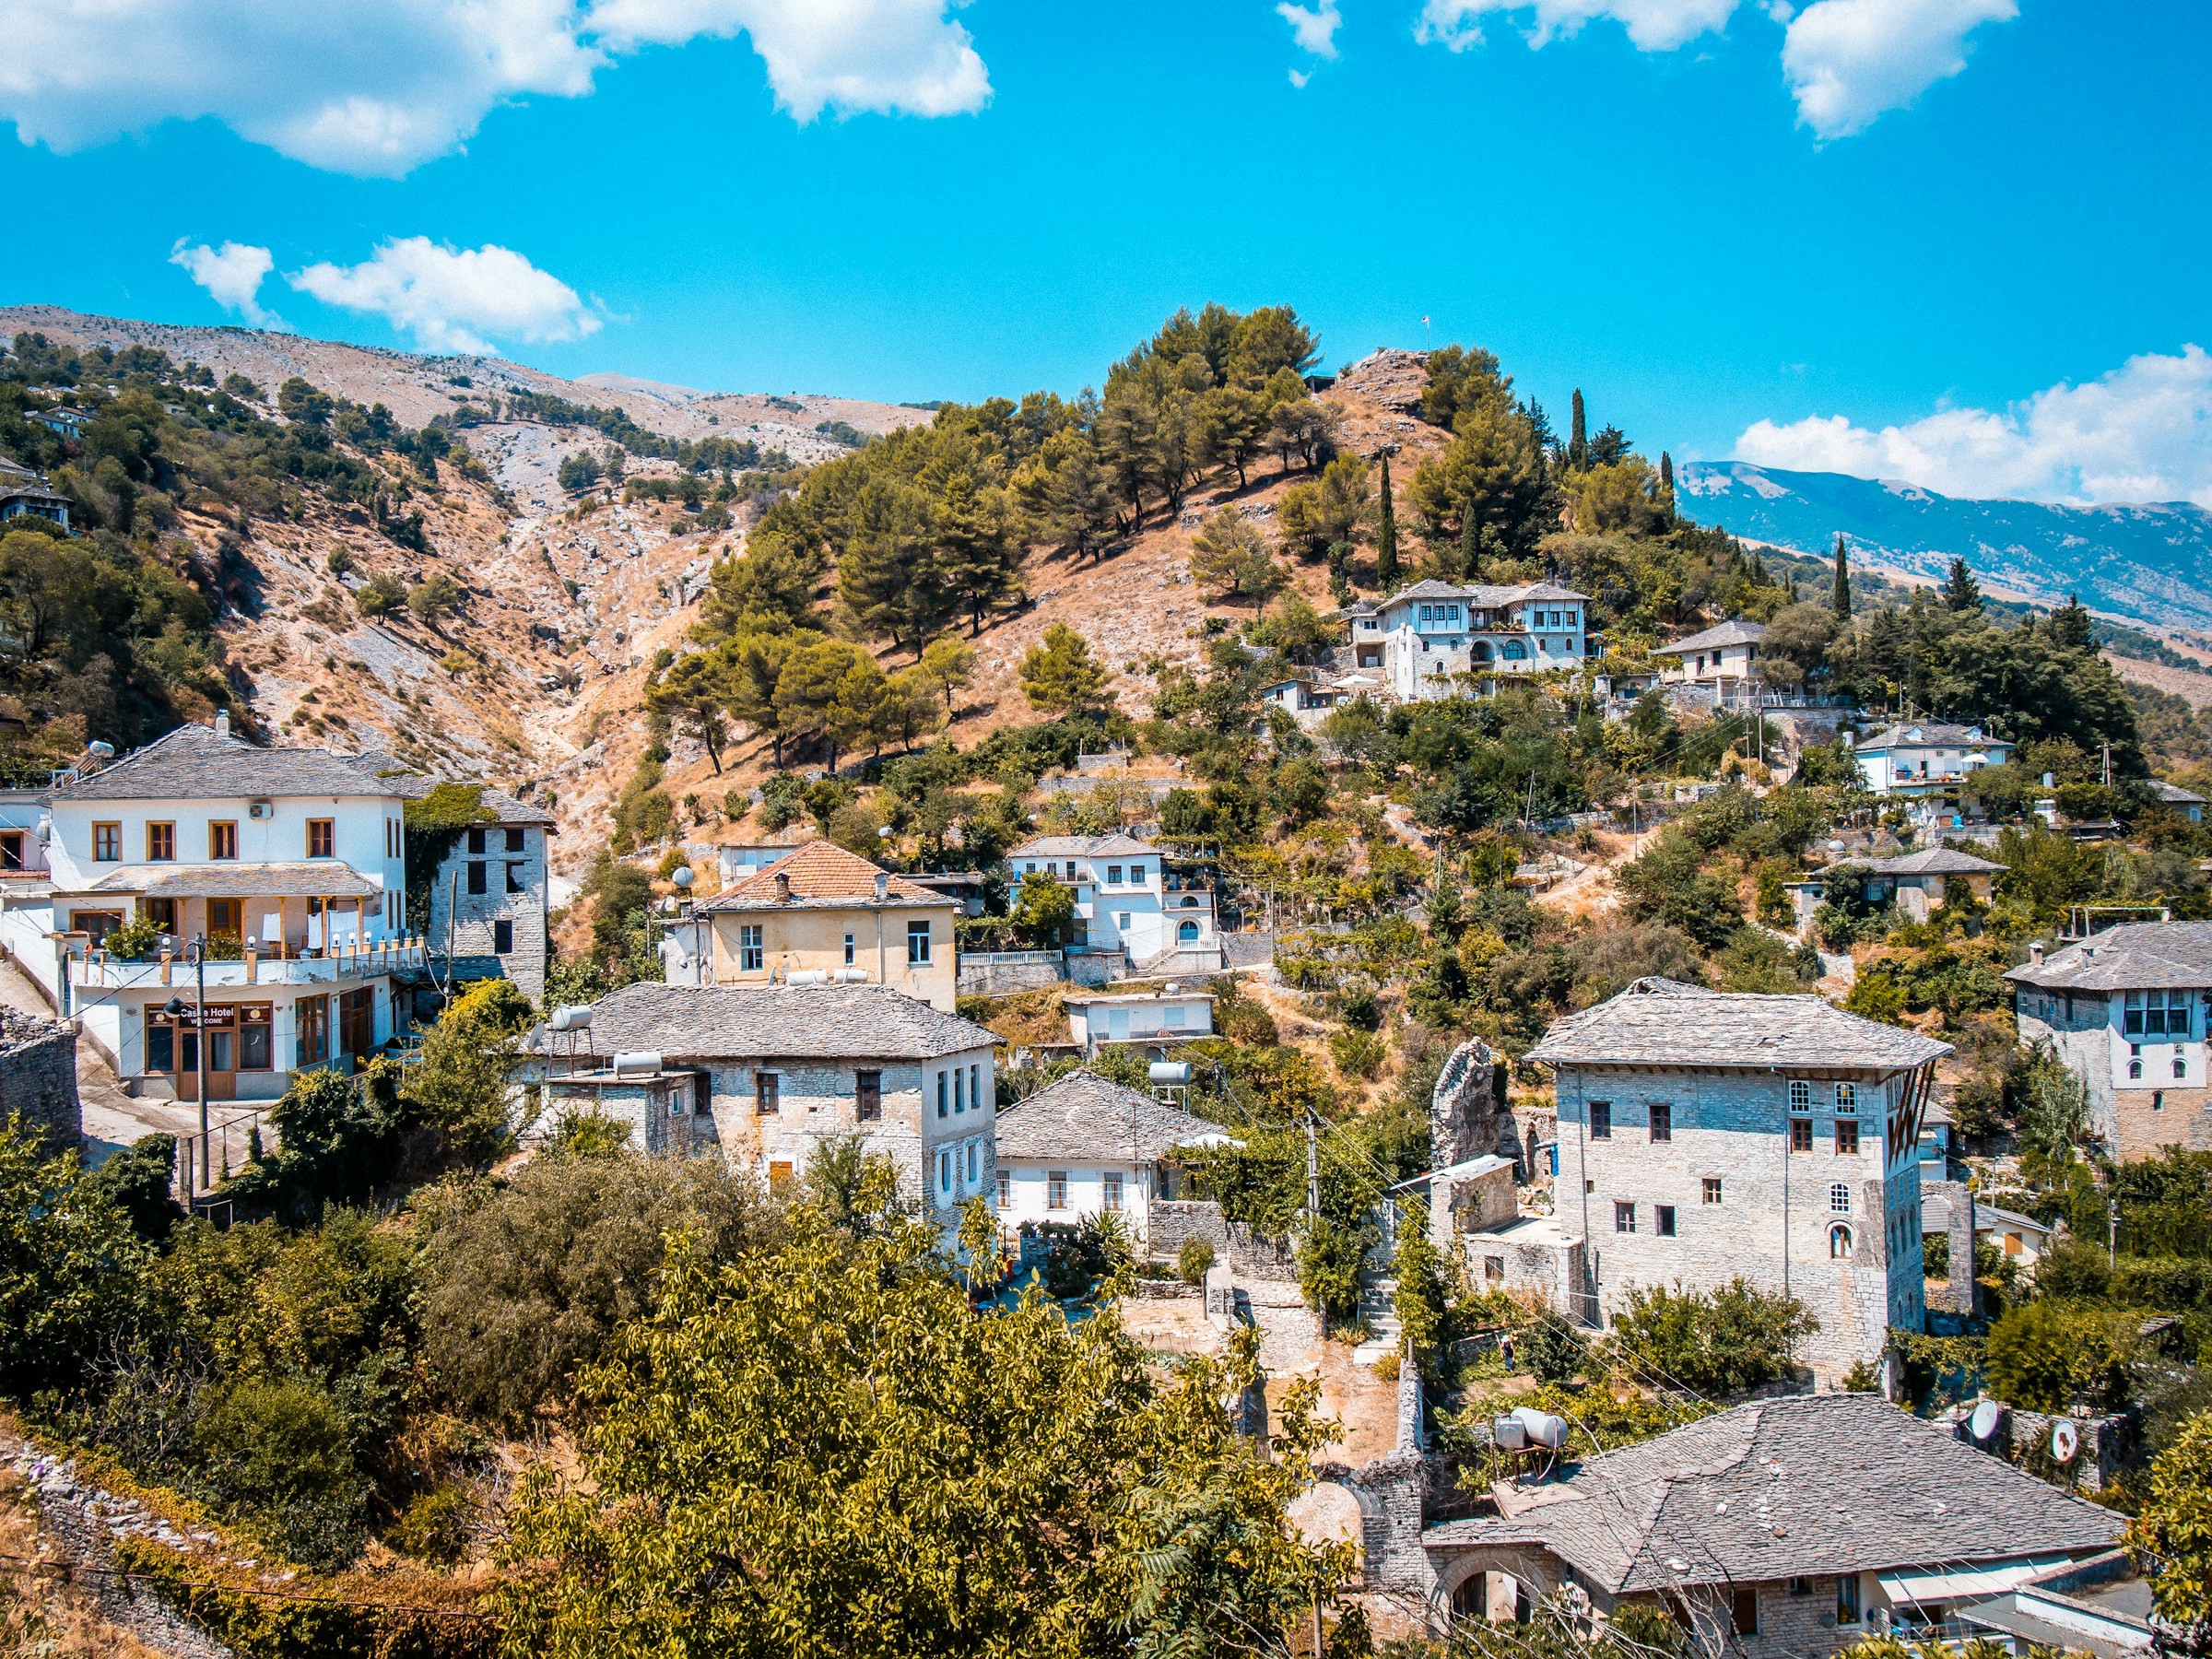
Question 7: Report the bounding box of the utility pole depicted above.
[1304,1107,1321,1223]
[2109,1198,2120,1271]
[2101,739,2112,788]
[193,935,207,1195]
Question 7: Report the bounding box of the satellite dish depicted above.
[2051,1421,2080,1463]
[1970,1400,2004,1441]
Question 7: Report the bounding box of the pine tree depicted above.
[1376,452,1399,590]
[1941,556,1983,612]
[1568,389,1588,472]
[1831,534,1852,618]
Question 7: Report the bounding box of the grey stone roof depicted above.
[1010,833,1157,859]
[1858,723,2013,752]
[59,724,398,802]
[78,861,382,899]
[2151,779,2206,806]
[1422,1394,2122,1594]
[1381,580,1588,606]
[2006,922,2212,993]
[1525,979,1951,1071]
[343,753,555,826]
[994,1069,1233,1163]
[1857,847,2008,877]
[558,982,999,1062]
[1657,618,1767,655]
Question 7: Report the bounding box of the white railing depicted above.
[72,936,429,991]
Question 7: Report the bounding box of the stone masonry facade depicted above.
[428,820,548,1000]
[0,1006,79,1152]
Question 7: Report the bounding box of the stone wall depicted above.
[1149,1197,1230,1259]
[956,951,1064,998]
[0,1006,78,1152]
[428,824,547,1000]
[1431,1038,1512,1170]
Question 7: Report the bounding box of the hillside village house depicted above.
[1654,617,1766,694]
[1064,987,1216,1053]
[2150,780,2206,824]
[0,458,69,528]
[1828,846,2008,925]
[2007,922,2212,1157]
[1345,580,1589,702]
[1421,1393,2124,1654]
[670,840,959,1012]
[544,982,998,1220]
[993,1068,1235,1242]
[346,754,554,1001]
[1853,722,2017,797]
[1006,834,1220,973]
[6,717,423,1101]
[1526,979,1949,1382]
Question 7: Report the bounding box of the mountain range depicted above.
[1677,461,2212,635]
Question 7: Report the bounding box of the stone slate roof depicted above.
[2151,779,2206,806]
[80,861,382,899]
[342,753,555,826]
[1858,723,2012,752]
[1010,833,1157,859]
[561,982,998,1062]
[2006,922,2212,993]
[994,1069,1234,1162]
[1857,847,2008,877]
[1381,580,1588,606]
[1525,979,1950,1071]
[58,724,398,802]
[1422,1394,2121,1594]
[1657,618,1767,655]
[700,839,943,913]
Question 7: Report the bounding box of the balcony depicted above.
[71,936,429,992]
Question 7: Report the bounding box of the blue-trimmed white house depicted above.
[1345,580,1589,701]
[1853,722,2017,796]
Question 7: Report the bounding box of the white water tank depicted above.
[611,1051,662,1077]
[787,969,830,986]
[1150,1062,1191,1086]
[549,1005,594,1031]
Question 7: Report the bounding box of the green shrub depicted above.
[196,1377,371,1568]
[1606,1277,1818,1396]
[1176,1237,1216,1285]
[394,1484,474,1565]
[1986,1300,2138,1411]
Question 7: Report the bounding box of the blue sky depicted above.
[2,0,2206,504]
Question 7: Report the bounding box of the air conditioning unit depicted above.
[248,800,275,819]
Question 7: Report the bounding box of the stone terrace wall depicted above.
[0,1006,78,1152]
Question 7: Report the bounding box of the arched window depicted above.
[1178,919,1200,944]
[1830,1224,1854,1260]
[2177,1058,2189,1080]
[2130,1060,2144,1079]
[1470,641,1493,663]
[1829,1182,1851,1214]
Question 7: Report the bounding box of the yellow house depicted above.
[694,841,959,1012]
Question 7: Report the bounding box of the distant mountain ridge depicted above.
[1677,461,2212,633]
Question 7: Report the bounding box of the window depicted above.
[1830,1183,1852,1213]
[1731,1590,1759,1637]
[147,1023,174,1074]
[1791,1119,1814,1153]
[995,1167,1010,1206]
[338,987,373,1058]
[2130,1060,2145,1079]
[936,1071,948,1118]
[209,821,237,860]
[506,862,525,894]
[843,931,856,966]
[1703,1177,1723,1205]
[147,822,174,862]
[1589,1100,1612,1139]
[1836,1575,1861,1626]
[971,1064,981,1112]
[1102,1171,1124,1212]
[306,819,335,858]
[493,919,514,954]
[1484,1255,1505,1282]
[466,861,487,895]
[1107,865,1122,885]
[467,827,487,855]
[1790,1578,1813,1598]
[1064,862,1077,881]
[1648,1102,1671,1143]
[908,920,932,965]
[0,831,20,870]
[506,827,525,853]
[146,899,177,935]
[769,1161,794,1189]
[966,1141,979,1184]
[1835,1082,1858,1112]
[1788,1079,1812,1112]
[954,1067,965,1113]
[1118,912,1132,931]
[1178,920,1199,944]
[296,994,330,1065]
[1830,1223,1854,1260]
[856,1069,881,1121]
[2179,1058,2191,1080]
[1614,1201,1636,1233]
[1048,1171,1068,1210]
[2126,990,2194,1038]
[1655,1205,1677,1238]
[210,899,241,935]
[92,822,120,862]
[739,924,763,971]
[755,1072,780,1114]
[1835,1119,1861,1155]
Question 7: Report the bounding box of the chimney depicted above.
[773,870,792,903]
[213,709,230,739]
[2029,941,2044,968]
[875,871,889,900]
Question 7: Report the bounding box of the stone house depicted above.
[2006,922,2212,1157]
[1344,580,1590,702]
[1007,833,1220,974]
[678,840,959,1011]
[1654,618,1765,690]
[1526,979,1949,1382]
[992,1068,1235,1243]
[1853,722,2017,797]
[546,982,999,1223]
[1063,988,1215,1053]
[1844,846,2006,923]
[1420,1393,2124,1652]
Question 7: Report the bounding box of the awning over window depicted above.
[1878,1555,2077,1604]
[81,862,382,899]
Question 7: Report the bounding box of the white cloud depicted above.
[1735,345,2212,508]
[1780,0,2016,137]
[0,0,989,177]
[1277,1,1344,59]
[1414,0,1742,53]
[171,241,285,328]
[288,238,601,355]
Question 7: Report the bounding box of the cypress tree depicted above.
[1659,450,1674,493]
[1568,389,1588,472]
[1831,534,1852,618]
[1459,508,1480,581]
[1376,452,1400,589]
